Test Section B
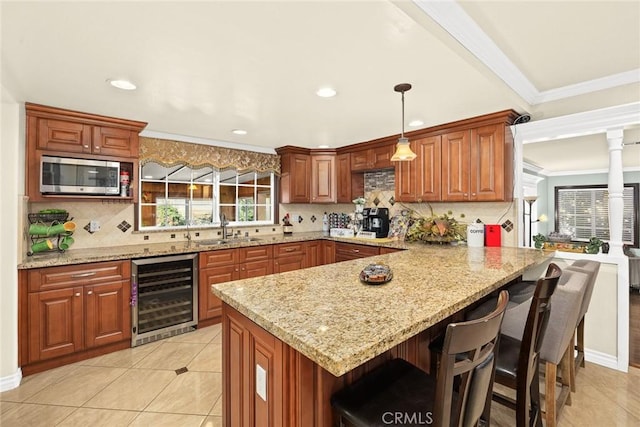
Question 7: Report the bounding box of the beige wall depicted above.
[1,97,21,387]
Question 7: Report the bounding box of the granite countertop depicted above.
[17,231,407,269]
[212,244,550,377]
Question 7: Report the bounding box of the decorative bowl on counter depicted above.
[359,264,393,285]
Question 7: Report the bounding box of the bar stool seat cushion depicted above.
[330,358,441,427]
[494,334,522,382]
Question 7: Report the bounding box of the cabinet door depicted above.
[311,154,336,203]
[93,126,138,158]
[350,149,370,171]
[395,140,418,202]
[416,136,442,201]
[336,153,352,203]
[441,130,470,201]
[290,153,311,203]
[28,286,83,362]
[305,241,322,267]
[199,265,239,321]
[273,255,306,273]
[470,124,505,201]
[85,280,131,348]
[322,241,335,265]
[372,145,393,169]
[37,119,92,154]
[240,259,273,279]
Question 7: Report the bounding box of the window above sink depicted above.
[138,162,275,231]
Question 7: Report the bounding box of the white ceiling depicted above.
[2,0,639,172]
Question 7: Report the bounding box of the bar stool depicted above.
[491,264,561,427]
[331,291,509,427]
[567,260,601,373]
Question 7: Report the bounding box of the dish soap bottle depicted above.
[322,212,329,236]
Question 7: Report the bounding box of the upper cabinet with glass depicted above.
[139,162,274,230]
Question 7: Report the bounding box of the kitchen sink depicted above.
[195,237,262,246]
[196,239,229,246]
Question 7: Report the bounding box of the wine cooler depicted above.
[131,253,198,346]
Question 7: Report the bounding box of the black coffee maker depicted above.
[362,207,390,238]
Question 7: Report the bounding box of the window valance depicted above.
[139,137,281,174]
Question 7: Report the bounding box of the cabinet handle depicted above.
[464,193,468,197]
[83,145,90,149]
[353,249,360,253]
[71,272,96,278]
[472,193,476,196]
[87,290,93,295]
[94,146,100,150]
[285,248,295,252]
[75,292,81,297]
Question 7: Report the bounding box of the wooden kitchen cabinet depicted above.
[223,304,285,427]
[336,153,352,203]
[395,136,442,202]
[199,246,274,324]
[305,240,322,267]
[334,242,380,262]
[349,144,394,171]
[311,153,336,203]
[28,103,144,159]
[273,242,306,273]
[277,147,311,203]
[322,240,336,265]
[22,260,131,371]
[441,124,511,202]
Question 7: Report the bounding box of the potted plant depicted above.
[532,233,546,249]
[352,196,366,213]
[585,237,603,254]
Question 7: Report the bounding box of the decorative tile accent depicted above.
[143,235,149,240]
[298,215,304,224]
[175,367,188,375]
[83,223,93,234]
[310,215,317,223]
[502,220,513,232]
[373,197,381,206]
[117,220,132,233]
[388,196,395,206]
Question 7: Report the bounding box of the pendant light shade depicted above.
[391,83,417,162]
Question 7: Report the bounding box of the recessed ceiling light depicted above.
[107,79,137,90]
[409,120,424,127]
[316,87,337,98]
[317,144,330,149]
[143,175,153,179]
[232,129,247,135]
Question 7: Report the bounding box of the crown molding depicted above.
[512,102,640,144]
[412,0,640,106]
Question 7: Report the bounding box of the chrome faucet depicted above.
[220,213,232,239]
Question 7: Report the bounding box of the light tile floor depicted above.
[1,323,639,426]
[0,324,223,427]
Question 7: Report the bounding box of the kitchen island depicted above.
[212,244,550,426]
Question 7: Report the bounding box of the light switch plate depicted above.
[256,364,267,401]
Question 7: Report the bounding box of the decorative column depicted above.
[607,128,625,256]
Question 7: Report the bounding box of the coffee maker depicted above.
[362,207,390,238]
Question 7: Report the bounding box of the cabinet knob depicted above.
[353,249,360,253]
[94,146,100,150]
[83,145,90,149]
[472,193,476,196]
[464,193,468,197]
[75,292,81,297]
[87,290,93,295]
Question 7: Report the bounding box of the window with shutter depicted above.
[555,184,639,246]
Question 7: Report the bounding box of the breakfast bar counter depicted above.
[212,244,550,426]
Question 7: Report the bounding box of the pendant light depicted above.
[390,83,417,161]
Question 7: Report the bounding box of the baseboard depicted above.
[584,349,620,371]
[0,367,22,392]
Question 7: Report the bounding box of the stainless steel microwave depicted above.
[40,155,120,195]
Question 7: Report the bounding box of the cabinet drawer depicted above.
[28,261,130,292]
[274,242,306,257]
[335,242,380,259]
[199,249,238,268]
[239,245,273,262]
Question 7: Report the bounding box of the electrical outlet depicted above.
[256,364,267,401]
[89,220,101,233]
